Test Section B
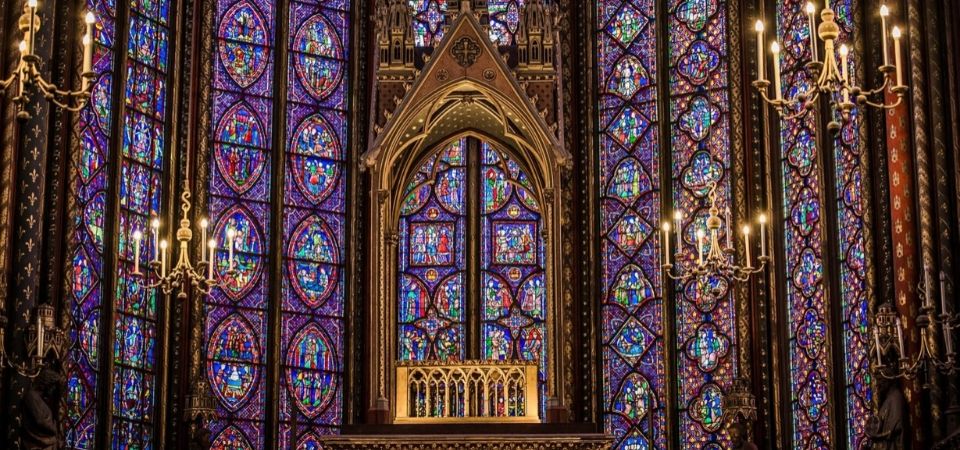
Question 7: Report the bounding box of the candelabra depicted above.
[661,182,769,283]
[0,0,98,119]
[0,303,65,378]
[872,273,958,380]
[133,189,237,299]
[752,2,908,134]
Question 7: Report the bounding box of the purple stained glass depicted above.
[109,0,173,446]
[777,1,834,448]
[279,0,349,444]
[488,0,524,45]
[411,0,447,47]
[398,140,467,362]
[668,0,736,447]
[832,1,872,448]
[481,144,547,414]
[598,0,666,448]
[207,0,276,445]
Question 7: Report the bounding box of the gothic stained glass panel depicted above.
[480,144,547,410]
[410,0,447,47]
[207,0,276,445]
[832,1,872,448]
[398,140,467,362]
[667,0,736,446]
[777,1,834,447]
[111,0,172,446]
[598,0,666,448]
[279,0,350,444]
[487,0,524,46]
[66,0,117,446]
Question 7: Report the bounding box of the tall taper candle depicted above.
[133,230,142,274]
[755,20,765,81]
[742,225,751,268]
[674,210,683,245]
[36,313,44,358]
[200,218,209,262]
[806,2,818,62]
[160,239,169,278]
[892,26,903,86]
[880,5,890,66]
[208,239,217,280]
[151,218,160,262]
[895,317,904,354]
[772,42,783,100]
[662,222,671,266]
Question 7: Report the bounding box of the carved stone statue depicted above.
[728,421,758,450]
[868,375,907,449]
[20,366,63,450]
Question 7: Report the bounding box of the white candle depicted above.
[36,313,43,358]
[133,230,142,274]
[806,2,818,62]
[696,229,705,265]
[839,44,850,102]
[874,327,883,364]
[742,225,752,268]
[880,5,890,66]
[160,239,169,278]
[895,317,905,354]
[772,42,783,100]
[755,20,765,81]
[759,213,768,258]
[661,222,671,266]
[27,0,37,55]
[892,26,903,87]
[725,207,733,249]
[200,218,209,262]
[208,239,217,280]
[83,12,95,74]
[945,322,955,356]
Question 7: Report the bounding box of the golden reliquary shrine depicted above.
[1,0,960,449]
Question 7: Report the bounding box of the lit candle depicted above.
[696,229,705,265]
[806,2,818,62]
[892,26,903,87]
[81,34,92,91]
[208,239,217,280]
[742,225,752,268]
[895,317,904,355]
[36,313,44,358]
[17,41,26,97]
[673,210,683,245]
[151,218,160,262]
[759,213,768,258]
[132,230,142,274]
[83,12,95,75]
[880,4,890,66]
[772,42,783,100]
[200,218,209,262]
[160,239,169,278]
[755,20,765,81]
[874,327,883,364]
[661,222,671,266]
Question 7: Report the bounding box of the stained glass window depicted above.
[480,143,546,407]
[396,139,547,410]
[668,0,736,447]
[398,140,467,362]
[831,1,872,448]
[110,0,173,445]
[206,0,276,445]
[488,0,524,45]
[66,0,118,446]
[777,1,834,447]
[597,0,665,448]
[279,0,351,444]
[411,0,447,47]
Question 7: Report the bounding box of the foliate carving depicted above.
[436,69,449,81]
[482,68,496,81]
[451,37,482,68]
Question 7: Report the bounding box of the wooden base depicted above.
[324,424,611,450]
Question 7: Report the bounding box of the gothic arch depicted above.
[362,5,569,422]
